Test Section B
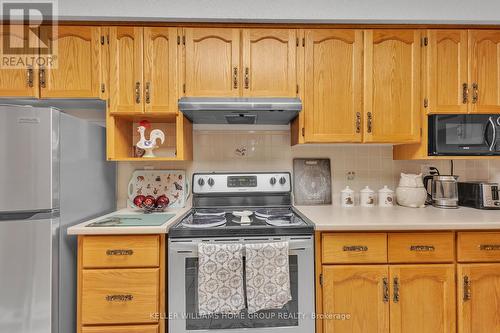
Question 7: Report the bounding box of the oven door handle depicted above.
[485,117,496,152]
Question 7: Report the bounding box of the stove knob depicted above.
[270,177,277,185]
[495,201,500,206]
[208,178,215,187]
[279,176,287,185]
[197,178,205,186]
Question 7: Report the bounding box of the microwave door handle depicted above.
[485,117,496,151]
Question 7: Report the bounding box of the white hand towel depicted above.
[245,242,292,314]
[198,243,245,315]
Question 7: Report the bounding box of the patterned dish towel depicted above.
[245,242,292,313]
[198,243,245,315]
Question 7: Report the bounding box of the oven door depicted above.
[168,236,315,333]
[429,114,500,155]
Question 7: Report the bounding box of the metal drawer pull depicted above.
[479,244,500,251]
[463,275,471,301]
[26,66,34,87]
[355,112,361,133]
[233,67,238,89]
[106,249,134,256]
[472,83,478,104]
[105,294,133,302]
[135,81,141,104]
[393,277,400,303]
[244,67,249,89]
[39,67,46,88]
[382,277,389,303]
[410,245,435,252]
[462,83,468,104]
[367,112,373,133]
[343,245,368,252]
[145,82,151,104]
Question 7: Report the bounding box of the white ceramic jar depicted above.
[360,186,376,207]
[341,186,355,207]
[378,185,394,207]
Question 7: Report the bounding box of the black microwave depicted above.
[429,114,500,156]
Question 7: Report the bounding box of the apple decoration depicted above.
[156,195,169,208]
[143,195,156,209]
[133,195,146,207]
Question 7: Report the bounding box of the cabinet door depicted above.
[389,265,455,333]
[144,27,178,114]
[426,30,469,114]
[41,26,102,98]
[303,29,363,143]
[458,264,500,333]
[241,29,296,97]
[364,30,421,143]
[184,28,240,97]
[109,27,143,113]
[469,30,500,113]
[322,265,389,333]
[0,25,39,97]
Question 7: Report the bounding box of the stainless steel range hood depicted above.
[178,97,301,125]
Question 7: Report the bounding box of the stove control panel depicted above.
[193,173,291,194]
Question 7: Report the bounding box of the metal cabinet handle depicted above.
[383,277,389,303]
[343,245,368,252]
[233,67,238,89]
[106,249,134,256]
[356,112,361,133]
[393,277,400,303]
[26,66,34,87]
[244,67,249,89]
[135,82,141,104]
[462,83,468,104]
[145,82,151,104]
[105,294,134,302]
[409,245,435,252]
[472,83,478,104]
[479,244,500,251]
[39,67,46,88]
[367,112,373,133]
[463,275,471,301]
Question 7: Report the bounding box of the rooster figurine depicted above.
[136,120,165,158]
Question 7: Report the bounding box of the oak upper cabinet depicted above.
[426,30,469,114]
[458,264,500,333]
[184,28,240,97]
[143,27,179,113]
[322,265,389,333]
[109,27,143,113]
[364,30,421,143]
[41,26,103,98]
[241,29,296,96]
[303,29,363,143]
[469,30,500,113]
[0,25,39,97]
[389,265,455,333]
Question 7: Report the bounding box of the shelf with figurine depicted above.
[106,113,193,161]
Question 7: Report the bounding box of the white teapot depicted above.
[395,173,427,208]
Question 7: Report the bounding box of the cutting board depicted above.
[293,158,332,205]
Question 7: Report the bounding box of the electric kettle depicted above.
[424,174,459,209]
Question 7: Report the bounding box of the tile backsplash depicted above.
[117,130,499,208]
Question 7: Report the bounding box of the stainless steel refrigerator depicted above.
[0,105,116,333]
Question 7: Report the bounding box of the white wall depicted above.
[52,0,500,24]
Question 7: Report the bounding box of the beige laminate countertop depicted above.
[67,206,191,235]
[294,205,500,231]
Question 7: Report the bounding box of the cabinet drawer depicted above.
[81,268,159,325]
[388,232,454,263]
[82,235,159,268]
[82,325,159,333]
[458,232,500,262]
[322,233,387,263]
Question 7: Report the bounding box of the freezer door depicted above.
[0,106,58,212]
[0,216,53,333]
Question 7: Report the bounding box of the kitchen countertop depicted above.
[67,206,191,235]
[294,205,500,231]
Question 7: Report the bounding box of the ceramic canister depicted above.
[360,186,376,207]
[378,185,394,207]
[341,186,355,207]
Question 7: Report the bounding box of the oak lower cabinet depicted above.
[77,235,165,333]
[457,264,500,333]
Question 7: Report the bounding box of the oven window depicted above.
[185,256,299,330]
[444,123,485,145]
